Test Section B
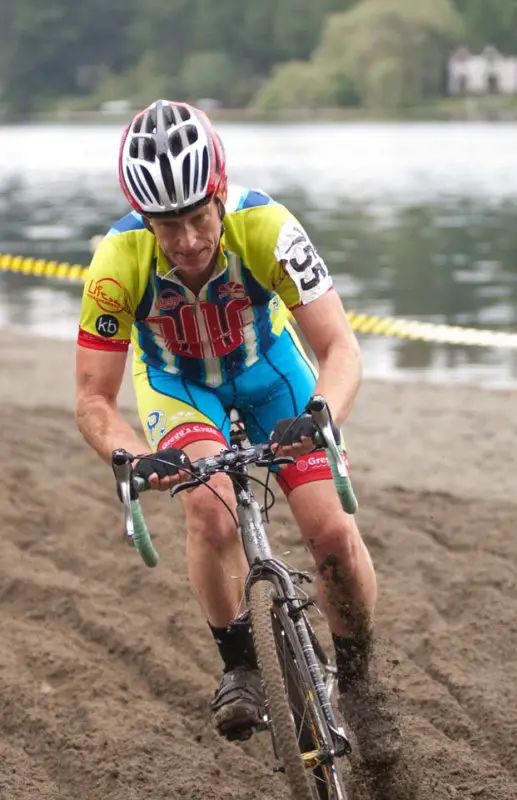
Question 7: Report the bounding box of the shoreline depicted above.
[2,325,517,399]
[3,97,517,127]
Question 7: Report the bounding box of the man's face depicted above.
[147,199,221,274]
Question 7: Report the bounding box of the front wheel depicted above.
[249,578,349,800]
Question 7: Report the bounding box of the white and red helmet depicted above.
[118,99,226,215]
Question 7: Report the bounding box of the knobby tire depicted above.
[249,579,348,800]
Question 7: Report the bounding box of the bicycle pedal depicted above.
[224,727,254,743]
[223,721,267,743]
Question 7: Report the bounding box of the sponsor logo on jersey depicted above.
[218,281,246,299]
[296,454,328,472]
[157,288,185,312]
[158,423,226,451]
[95,314,119,337]
[87,277,132,315]
[146,410,167,445]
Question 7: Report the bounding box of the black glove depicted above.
[269,414,341,447]
[114,447,192,502]
[133,447,192,482]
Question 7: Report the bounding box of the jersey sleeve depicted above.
[78,234,137,351]
[272,213,333,308]
[233,203,333,309]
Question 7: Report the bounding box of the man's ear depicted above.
[142,216,154,233]
[215,196,226,220]
[216,180,228,218]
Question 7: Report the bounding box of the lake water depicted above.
[2,120,517,387]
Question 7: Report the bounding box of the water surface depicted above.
[2,121,517,387]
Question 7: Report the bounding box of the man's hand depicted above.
[269,415,341,458]
[133,447,192,491]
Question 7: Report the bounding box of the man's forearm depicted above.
[76,395,150,464]
[313,343,362,427]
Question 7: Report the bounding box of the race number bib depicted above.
[274,220,332,304]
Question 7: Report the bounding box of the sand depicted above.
[0,328,516,799]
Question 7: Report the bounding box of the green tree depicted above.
[179,51,236,105]
[251,61,328,111]
[271,0,330,62]
[92,53,177,110]
[453,0,517,54]
[0,0,135,114]
[315,0,464,111]
[128,0,193,72]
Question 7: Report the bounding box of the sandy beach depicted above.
[1,327,516,799]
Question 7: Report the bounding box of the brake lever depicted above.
[112,448,137,543]
[257,455,296,467]
[306,395,348,479]
[169,477,203,497]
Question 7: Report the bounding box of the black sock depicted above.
[209,612,258,672]
[333,632,372,691]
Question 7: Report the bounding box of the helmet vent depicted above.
[193,150,200,192]
[141,138,156,162]
[159,154,176,204]
[169,131,184,158]
[185,124,198,145]
[140,166,160,203]
[163,105,175,127]
[144,111,156,134]
[200,146,209,189]
[182,154,191,199]
[126,170,146,206]
[177,105,191,123]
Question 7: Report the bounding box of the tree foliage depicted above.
[252,61,329,111]
[453,0,517,54]
[313,0,464,110]
[0,0,134,114]
[0,0,516,116]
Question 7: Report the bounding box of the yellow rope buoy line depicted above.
[346,311,517,349]
[2,251,517,350]
[0,253,89,282]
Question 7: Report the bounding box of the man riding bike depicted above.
[75,99,401,765]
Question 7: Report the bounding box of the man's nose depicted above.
[178,224,198,251]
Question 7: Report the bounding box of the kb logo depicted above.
[95,314,119,337]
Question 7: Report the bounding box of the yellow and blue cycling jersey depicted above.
[78,184,332,388]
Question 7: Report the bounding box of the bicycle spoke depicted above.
[272,604,347,799]
[275,615,312,749]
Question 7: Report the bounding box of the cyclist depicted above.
[75,99,401,765]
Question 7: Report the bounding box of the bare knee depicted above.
[305,514,364,572]
[183,479,238,551]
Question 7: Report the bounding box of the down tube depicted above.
[237,495,273,564]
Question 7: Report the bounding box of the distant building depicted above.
[448,46,517,96]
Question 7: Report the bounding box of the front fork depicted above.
[233,477,350,759]
[244,559,350,759]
